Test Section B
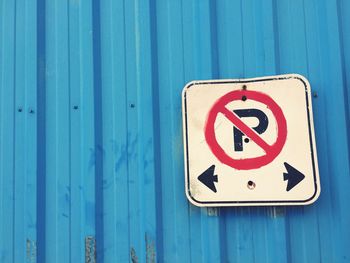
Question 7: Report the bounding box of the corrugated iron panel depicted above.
[1,0,350,262]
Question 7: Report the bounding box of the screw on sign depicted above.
[182,75,320,206]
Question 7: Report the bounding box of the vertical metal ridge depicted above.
[45,0,72,261]
[45,0,56,259]
[156,0,192,261]
[124,0,149,259]
[18,0,38,262]
[0,2,3,259]
[114,0,130,260]
[133,0,159,262]
[67,1,78,259]
[91,0,104,261]
[124,0,139,258]
[101,0,129,261]
[67,0,96,261]
[24,0,38,261]
[14,0,25,261]
[0,1,16,262]
[95,1,115,261]
[79,0,97,261]
[148,0,164,261]
[12,0,17,260]
[36,0,46,261]
[340,0,350,123]
[66,2,73,261]
[209,0,219,80]
[271,0,281,75]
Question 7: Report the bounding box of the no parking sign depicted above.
[182,74,320,206]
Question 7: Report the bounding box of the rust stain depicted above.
[145,234,156,263]
[85,236,96,263]
[269,207,285,218]
[130,247,138,263]
[207,207,219,217]
[26,239,37,263]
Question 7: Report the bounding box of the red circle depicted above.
[205,90,287,170]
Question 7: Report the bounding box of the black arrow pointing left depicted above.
[198,165,218,193]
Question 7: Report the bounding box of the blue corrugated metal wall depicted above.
[1,0,350,262]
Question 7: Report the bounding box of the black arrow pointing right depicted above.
[283,162,305,191]
[198,165,218,193]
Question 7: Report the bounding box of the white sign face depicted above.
[182,74,320,207]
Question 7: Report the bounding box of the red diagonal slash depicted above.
[205,89,287,170]
[220,107,272,153]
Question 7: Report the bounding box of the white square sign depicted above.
[182,74,320,206]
